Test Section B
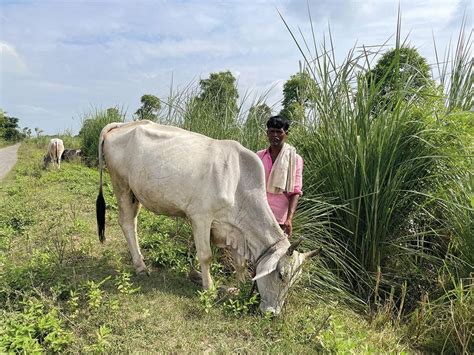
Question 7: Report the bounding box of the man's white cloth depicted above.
[267,143,297,194]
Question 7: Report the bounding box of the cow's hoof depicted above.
[189,269,203,286]
[136,266,150,276]
[218,286,240,299]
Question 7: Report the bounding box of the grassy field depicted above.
[0,140,413,353]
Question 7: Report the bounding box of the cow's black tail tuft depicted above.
[97,131,106,243]
[96,187,106,243]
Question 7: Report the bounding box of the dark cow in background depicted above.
[61,149,82,162]
[96,120,319,315]
[43,138,65,169]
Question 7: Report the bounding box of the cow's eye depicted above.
[278,271,284,281]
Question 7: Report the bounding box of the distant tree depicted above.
[184,71,239,138]
[366,46,436,110]
[135,94,161,121]
[0,110,25,141]
[35,127,43,137]
[280,71,318,124]
[197,70,239,123]
[22,127,32,138]
[242,103,272,151]
[245,103,272,129]
[106,107,122,120]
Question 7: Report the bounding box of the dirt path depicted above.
[0,143,21,181]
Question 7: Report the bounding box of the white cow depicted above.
[43,138,65,169]
[96,120,319,314]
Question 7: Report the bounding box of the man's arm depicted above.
[283,154,303,237]
[283,194,300,236]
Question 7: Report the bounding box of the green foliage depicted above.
[242,102,271,151]
[85,277,110,311]
[434,22,473,112]
[141,231,189,273]
[366,46,436,110]
[85,325,112,354]
[115,269,141,295]
[184,71,239,139]
[281,13,473,346]
[281,70,319,124]
[135,94,161,121]
[79,107,125,166]
[0,109,26,142]
[223,284,259,317]
[408,275,473,354]
[0,299,73,353]
[198,284,219,313]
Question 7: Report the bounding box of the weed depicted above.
[114,269,141,295]
[84,277,110,312]
[0,298,73,353]
[85,325,112,354]
[198,284,219,313]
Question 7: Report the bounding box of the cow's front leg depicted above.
[191,218,213,289]
[118,191,146,274]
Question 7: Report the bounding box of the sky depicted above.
[0,0,472,135]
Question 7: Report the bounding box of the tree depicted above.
[246,103,272,127]
[35,127,44,137]
[135,94,161,121]
[366,46,436,110]
[22,127,32,138]
[0,110,25,141]
[184,71,239,138]
[196,70,239,123]
[242,103,272,150]
[280,71,318,124]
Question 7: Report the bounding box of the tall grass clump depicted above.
[279,9,473,323]
[79,107,125,166]
[434,16,473,112]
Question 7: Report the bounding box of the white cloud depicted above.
[0,42,28,75]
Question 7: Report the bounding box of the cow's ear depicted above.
[252,252,283,281]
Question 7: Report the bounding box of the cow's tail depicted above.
[96,131,106,243]
[53,141,58,164]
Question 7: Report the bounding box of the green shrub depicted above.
[0,299,73,353]
[408,275,473,353]
[79,107,125,166]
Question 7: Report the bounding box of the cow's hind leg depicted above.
[117,189,146,274]
[191,218,213,289]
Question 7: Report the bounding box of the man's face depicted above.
[267,127,287,148]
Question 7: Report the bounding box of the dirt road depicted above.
[0,143,21,181]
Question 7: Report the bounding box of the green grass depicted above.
[0,139,411,353]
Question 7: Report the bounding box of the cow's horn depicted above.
[303,247,322,259]
[287,237,304,256]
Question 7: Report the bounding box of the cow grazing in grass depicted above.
[43,138,65,169]
[96,120,319,314]
[61,148,82,162]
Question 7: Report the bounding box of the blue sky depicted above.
[0,0,471,135]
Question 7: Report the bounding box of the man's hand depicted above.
[283,218,293,237]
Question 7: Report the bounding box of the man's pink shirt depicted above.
[256,148,303,224]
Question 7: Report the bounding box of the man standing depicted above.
[257,115,303,237]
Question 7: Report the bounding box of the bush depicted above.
[79,108,125,166]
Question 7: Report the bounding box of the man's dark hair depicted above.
[266,115,290,133]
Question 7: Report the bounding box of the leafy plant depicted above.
[198,284,219,313]
[85,325,112,354]
[115,269,140,295]
[0,299,73,353]
[84,277,110,312]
